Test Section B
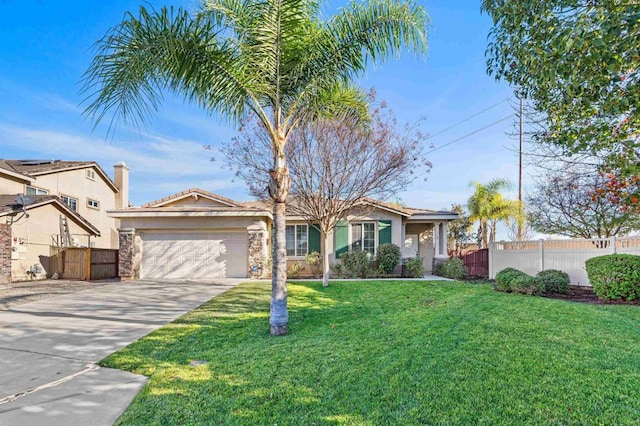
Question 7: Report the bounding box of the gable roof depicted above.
[0,160,33,184]
[358,197,413,217]
[405,207,459,221]
[0,194,100,236]
[141,188,242,208]
[243,196,457,221]
[1,160,119,193]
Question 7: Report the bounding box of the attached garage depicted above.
[109,188,272,281]
[140,231,248,279]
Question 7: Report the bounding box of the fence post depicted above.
[488,242,493,279]
[539,239,544,272]
[86,248,92,281]
[611,236,616,254]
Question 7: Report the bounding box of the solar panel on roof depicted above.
[17,160,59,165]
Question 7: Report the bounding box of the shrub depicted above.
[432,262,444,276]
[511,275,545,296]
[405,257,424,278]
[537,269,570,294]
[585,254,640,301]
[329,262,343,278]
[332,249,372,278]
[377,244,402,275]
[287,261,302,279]
[434,257,467,280]
[305,251,322,277]
[494,267,528,292]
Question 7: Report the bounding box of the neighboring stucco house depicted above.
[0,159,128,281]
[111,188,458,280]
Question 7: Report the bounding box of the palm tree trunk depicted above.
[489,220,496,244]
[322,230,330,287]
[270,200,288,335]
[481,219,488,249]
[269,141,290,336]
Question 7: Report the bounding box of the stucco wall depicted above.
[29,168,119,248]
[163,197,233,207]
[0,177,26,194]
[331,209,403,263]
[406,223,434,273]
[119,215,263,231]
[10,204,90,281]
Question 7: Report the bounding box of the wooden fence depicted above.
[50,248,118,280]
[459,248,488,277]
[489,236,640,286]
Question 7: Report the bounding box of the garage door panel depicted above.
[141,232,247,279]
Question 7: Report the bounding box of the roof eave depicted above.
[407,213,459,221]
[0,198,101,236]
[108,209,273,220]
[0,169,33,184]
[358,200,411,217]
[29,164,119,193]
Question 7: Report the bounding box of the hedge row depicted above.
[585,254,640,301]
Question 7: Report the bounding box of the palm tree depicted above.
[81,0,428,335]
[467,179,520,248]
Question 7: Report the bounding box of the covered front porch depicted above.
[401,220,449,273]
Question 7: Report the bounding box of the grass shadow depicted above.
[104,280,640,425]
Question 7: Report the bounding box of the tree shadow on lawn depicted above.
[104,280,640,426]
[103,280,455,424]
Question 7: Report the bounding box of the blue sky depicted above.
[0,0,526,231]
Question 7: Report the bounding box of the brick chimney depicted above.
[114,161,129,209]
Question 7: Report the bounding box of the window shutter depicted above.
[334,221,349,258]
[378,220,392,245]
[309,225,321,254]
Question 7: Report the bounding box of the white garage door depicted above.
[141,232,247,279]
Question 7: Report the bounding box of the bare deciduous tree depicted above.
[527,168,640,238]
[224,99,431,286]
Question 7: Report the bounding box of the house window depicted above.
[351,222,376,256]
[285,224,308,257]
[61,195,78,211]
[87,198,100,210]
[86,169,96,180]
[26,185,48,195]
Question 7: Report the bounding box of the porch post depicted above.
[442,221,449,256]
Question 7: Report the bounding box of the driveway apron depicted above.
[0,279,242,426]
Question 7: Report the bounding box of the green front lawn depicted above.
[103,281,640,425]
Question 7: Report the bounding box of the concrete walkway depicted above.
[0,279,242,426]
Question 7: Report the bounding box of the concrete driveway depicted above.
[0,279,243,426]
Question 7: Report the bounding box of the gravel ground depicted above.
[0,279,116,309]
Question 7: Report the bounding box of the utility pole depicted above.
[517,96,523,241]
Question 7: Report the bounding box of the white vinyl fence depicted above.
[489,236,640,286]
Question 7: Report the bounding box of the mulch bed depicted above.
[543,285,640,306]
[465,278,639,306]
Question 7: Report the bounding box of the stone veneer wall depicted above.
[118,229,140,279]
[247,222,268,278]
[0,224,10,284]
